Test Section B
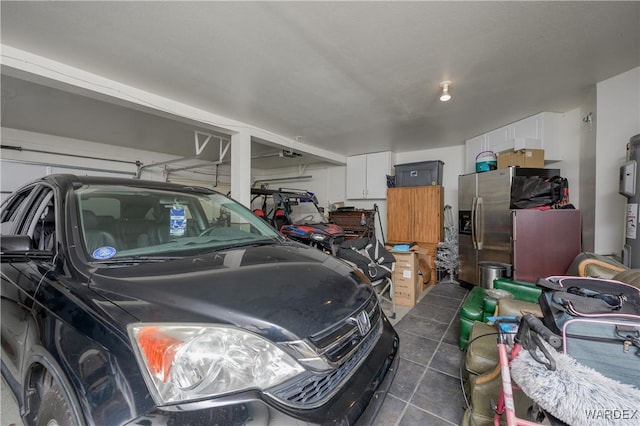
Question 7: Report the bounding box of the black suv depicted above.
[250,188,345,254]
[1,174,398,426]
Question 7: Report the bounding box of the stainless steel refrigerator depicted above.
[458,167,581,285]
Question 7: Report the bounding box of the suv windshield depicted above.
[75,185,280,261]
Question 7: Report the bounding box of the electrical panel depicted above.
[619,160,637,198]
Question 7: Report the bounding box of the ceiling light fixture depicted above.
[439,81,452,102]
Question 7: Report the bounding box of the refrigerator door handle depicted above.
[512,210,516,241]
[476,196,484,250]
[471,196,478,249]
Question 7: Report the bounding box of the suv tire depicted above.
[36,374,78,426]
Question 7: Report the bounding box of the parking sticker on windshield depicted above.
[170,207,186,236]
[92,246,116,260]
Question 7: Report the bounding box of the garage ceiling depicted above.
[1,2,639,168]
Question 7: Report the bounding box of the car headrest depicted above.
[82,210,98,229]
[121,203,150,219]
[39,206,55,223]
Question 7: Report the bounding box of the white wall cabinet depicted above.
[512,112,563,161]
[485,127,511,148]
[465,135,488,174]
[346,151,392,199]
[465,128,512,173]
[465,112,565,173]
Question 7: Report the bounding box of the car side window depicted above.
[0,186,35,235]
[24,190,56,251]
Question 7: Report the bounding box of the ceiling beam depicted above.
[1,44,346,166]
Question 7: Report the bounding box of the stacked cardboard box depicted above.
[392,251,419,307]
[416,243,436,287]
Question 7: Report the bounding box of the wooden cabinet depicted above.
[387,186,443,243]
[346,151,392,199]
[387,186,443,284]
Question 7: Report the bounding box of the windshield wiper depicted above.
[202,239,277,253]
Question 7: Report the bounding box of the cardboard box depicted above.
[391,251,419,307]
[394,282,417,307]
[414,248,432,289]
[497,149,544,169]
[387,243,434,289]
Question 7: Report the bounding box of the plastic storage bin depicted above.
[394,160,444,187]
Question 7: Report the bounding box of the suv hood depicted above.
[88,244,372,342]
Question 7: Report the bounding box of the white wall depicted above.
[579,87,598,252]
[595,66,640,255]
[0,127,232,198]
[251,164,335,208]
[553,108,582,209]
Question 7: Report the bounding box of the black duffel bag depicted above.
[510,175,569,209]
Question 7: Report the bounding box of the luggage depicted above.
[537,276,640,331]
[510,175,570,209]
[536,276,640,388]
[562,317,640,387]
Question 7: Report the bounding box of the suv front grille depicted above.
[268,318,382,408]
[307,295,380,363]
[267,294,383,408]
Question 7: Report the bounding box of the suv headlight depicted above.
[128,324,305,404]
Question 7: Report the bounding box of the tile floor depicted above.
[378,280,470,426]
[1,280,470,426]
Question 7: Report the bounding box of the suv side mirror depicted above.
[1,235,45,262]
[2,235,32,252]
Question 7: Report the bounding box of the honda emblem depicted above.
[355,311,371,336]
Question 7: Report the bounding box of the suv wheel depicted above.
[35,373,78,426]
